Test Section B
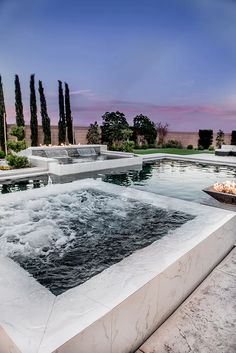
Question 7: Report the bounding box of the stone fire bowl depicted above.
[203,186,236,205]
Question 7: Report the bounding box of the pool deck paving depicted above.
[141,152,236,167]
[0,167,48,182]
[136,246,236,353]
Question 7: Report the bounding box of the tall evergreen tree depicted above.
[58,80,66,144]
[38,80,51,145]
[64,82,73,144]
[30,74,38,146]
[14,75,25,130]
[0,75,7,152]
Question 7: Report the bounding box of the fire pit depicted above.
[203,181,236,205]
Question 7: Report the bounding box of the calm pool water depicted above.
[103,160,236,204]
[0,177,48,194]
[1,160,236,205]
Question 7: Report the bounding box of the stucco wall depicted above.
[7,125,89,146]
[166,131,232,148]
[6,124,232,148]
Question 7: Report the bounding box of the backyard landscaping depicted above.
[134,148,215,155]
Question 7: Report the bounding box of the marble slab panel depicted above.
[0,180,235,353]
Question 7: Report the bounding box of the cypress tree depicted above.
[30,74,38,146]
[14,75,25,130]
[0,75,7,152]
[38,80,51,145]
[58,80,66,144]
[64,82,73,144]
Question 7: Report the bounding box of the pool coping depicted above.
[140,152,236,167]
[0,180,235,353]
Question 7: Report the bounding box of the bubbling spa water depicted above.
[0,188,194,295]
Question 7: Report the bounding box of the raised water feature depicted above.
[45,149,69,158]
[19,144,143,175]
[78,147,97,156]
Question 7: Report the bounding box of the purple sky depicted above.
[0,0,236,131]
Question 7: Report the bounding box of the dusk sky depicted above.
[0,0,236,131]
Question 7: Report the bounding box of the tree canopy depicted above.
[133,114,157,145]
[87,121,101,144]
[101,111,129,147]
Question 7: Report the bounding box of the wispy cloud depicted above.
[73,98,236,117]
[70,89,92,96]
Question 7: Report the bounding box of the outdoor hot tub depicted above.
[0,180,235,353]
[0,185,193,295]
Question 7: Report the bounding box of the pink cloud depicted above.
[73,98,236,117]
[5,96,236,132]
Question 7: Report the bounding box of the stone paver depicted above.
[141,153,236,167]
[136,247,236,353]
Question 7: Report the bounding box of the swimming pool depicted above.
[0,177,48,194]
[103,160,236,204]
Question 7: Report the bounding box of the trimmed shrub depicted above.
[110,141,135,152]
[164,140,183,149]
[198,130,213,149]
[187,144,193,150]
[148,143,157,148]
[231,130,236,145]
[141,143,149,149]
[6,154,30,168]
[10,126,25,141]
[208,145,214,151]
[121,141,135,152]
[7,140,27,153]
[0,150,5,158]
[198,145,204,150]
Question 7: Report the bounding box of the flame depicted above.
[213,181,236,195]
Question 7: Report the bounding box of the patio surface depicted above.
[136,246,236,353]
[142,152,236,166]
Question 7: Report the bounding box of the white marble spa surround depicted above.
[0,179,235,353]
[47,154,143,176]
